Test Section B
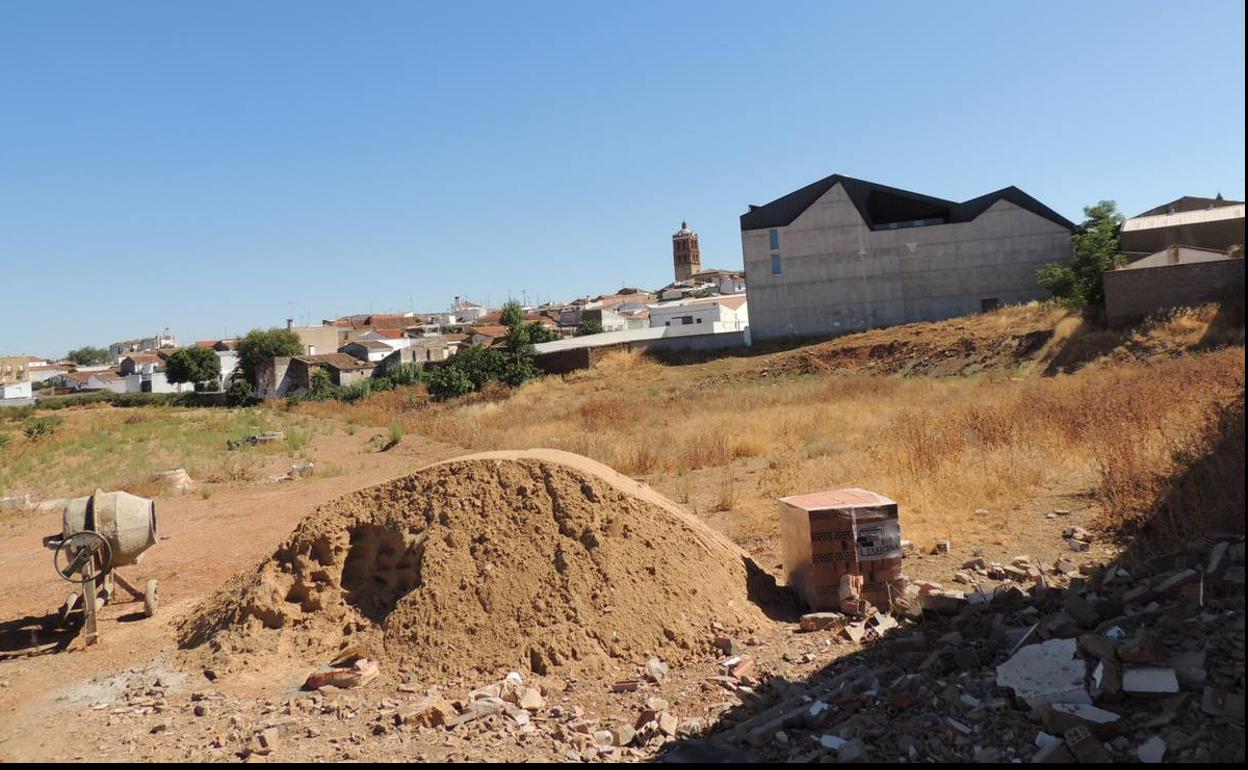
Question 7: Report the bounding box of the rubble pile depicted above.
[694,533,1246,762]
[176,449,781,679]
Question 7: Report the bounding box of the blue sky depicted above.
[2,1,1244,358]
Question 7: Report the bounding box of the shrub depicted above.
[385,422,404,450]
[384,363,425,386]
[226,379,256,407]
[307,368,336,401]
[577,319,605,336]
[22,415,63,440]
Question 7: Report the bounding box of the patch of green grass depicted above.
[0,405,320,499]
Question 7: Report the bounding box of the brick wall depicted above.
[1104,259,1245,324]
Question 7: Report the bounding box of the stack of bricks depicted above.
[778,488,907,611]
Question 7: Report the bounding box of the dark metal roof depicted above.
[739,174,1074,232]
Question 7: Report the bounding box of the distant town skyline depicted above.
[2,0,1244,357]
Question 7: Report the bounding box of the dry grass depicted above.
[318,324,1242,554]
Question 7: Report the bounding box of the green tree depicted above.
[499,300,526,330]
[577,319,605,336]
[426,364,475,400]
[67,346,110,366]
[524,322,560,344]
[1036,201,1126,307]
[225,378,255,406]
[165,347,222,389]
[452,345,509,389]
[237,328,304,387]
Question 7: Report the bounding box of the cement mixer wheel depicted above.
[143,579,158,617]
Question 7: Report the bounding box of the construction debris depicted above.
[691,531,1246,763]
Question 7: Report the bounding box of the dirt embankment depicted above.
[753,301,1242,380]
[177,450,788,680]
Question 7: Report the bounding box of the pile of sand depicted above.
[178,450,782,678]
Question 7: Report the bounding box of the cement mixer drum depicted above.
[62,490,157,568]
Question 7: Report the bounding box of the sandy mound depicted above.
[177,450,783,678]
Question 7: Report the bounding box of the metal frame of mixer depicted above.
[44,510,158,646]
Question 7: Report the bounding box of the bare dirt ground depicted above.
[0,425,1116,762]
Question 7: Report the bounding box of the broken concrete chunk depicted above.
[1122,668,1179,696]
[1042,702,1122,738]
[643,657,668,683]
[1201,686,1246,722]
[1137,735,1166,763]
[996,638,1090,709]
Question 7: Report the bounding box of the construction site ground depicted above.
[0,425,1118,762]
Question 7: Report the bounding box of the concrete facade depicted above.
[741,181,1072,340]
[289,324,340,356]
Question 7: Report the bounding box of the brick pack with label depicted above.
[777,488,907,611]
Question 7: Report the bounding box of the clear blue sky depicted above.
[2,1,1244,358]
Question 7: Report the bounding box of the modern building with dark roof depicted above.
[739,174,1074,339]
[1119,194,1245,258]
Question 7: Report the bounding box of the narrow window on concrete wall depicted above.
[769,229,780,250]
[771,254,782,275]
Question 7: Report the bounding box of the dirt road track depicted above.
[0,430,461,761]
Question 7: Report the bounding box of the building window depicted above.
[771,254,783,275]
[769,229,780,250]
[981,298,1001,312]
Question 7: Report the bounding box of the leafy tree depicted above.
[426,364,474,400]
[1036,201,1126,307]
[524,322,559,344]
[237,328,304,387]
[165,347,222,389]
[577,319,605,336]
[452,345,509,389]
[499,300,526,329]
[67,346,110,366]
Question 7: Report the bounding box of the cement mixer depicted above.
[42,489,159,645]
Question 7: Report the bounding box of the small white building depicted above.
[648,295,749,333]
[340,339,400,363]
[0,379,33,404]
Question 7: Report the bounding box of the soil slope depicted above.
[177,449,782,678]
